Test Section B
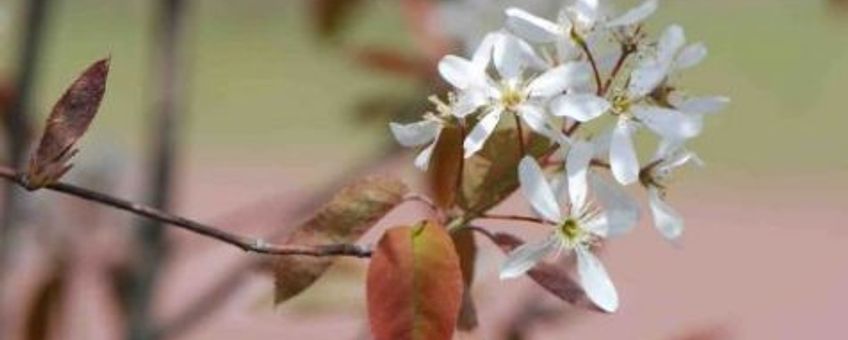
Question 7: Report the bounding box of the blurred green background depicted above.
[0,0,846,172]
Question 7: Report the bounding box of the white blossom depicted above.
[505,0,658,62]
[642,143,703,240]
[393,0,729,313]
[439,32,591,158]
[499,156,639,312]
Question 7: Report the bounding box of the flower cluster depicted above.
[391,0,727,312]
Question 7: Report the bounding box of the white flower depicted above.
[505,0,658,62]
[592,24,727,186]
[499,156,639,312]
[439,32,592,158]
[588,94,698,186]
[629,24,709,98]
[642,143,703,241]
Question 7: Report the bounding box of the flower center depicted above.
[611,95,632,115]
[500,87,524,111]
[559,218,583,242]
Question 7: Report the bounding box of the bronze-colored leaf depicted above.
[272,176,408,304]
[428,124,463,209]
[25,58,110,189]
[458,122,551,214]
[366,221,463,340]
[491,232,592,307]
[452,228,479,331]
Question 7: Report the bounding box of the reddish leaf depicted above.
[272,176,408,304]
[427,124,463,209]
[491,232,593,308]
[25,58,110,189]
[452,228,479,331]
[367,221,463,340]
[351,48,431,79]
[311,0,366,39]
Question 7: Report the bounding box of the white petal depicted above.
[471,32,497,68]
[550,94,610,122]
[555,38,581,62]
[665,149,699,170]
[550,173,570,207]
[517,104,552,137]
[493,33,526,80]
[413,141,437,171]
[628,61,668,98]
[518,156,563,222]
[676,96,730,115]
[606,0,658,27]
[453,90,489,118]
[575,247,619,313]
[658,25,687,62]
[573,0,601,24]
[499,236,559,279]
[652,138,684,162]
[439,55,476,89]
[632,105,702,141]
[389,120,440,147]
[527,62,593,98]
[675,43,707,70]
[581,214,609,238]
[505,7,561,43]
[590,174,640,236]
[591,128,613,159]
[648,188,684,240]
[463,109,503,158]
[610,120,640,185]
[566,140,594,212]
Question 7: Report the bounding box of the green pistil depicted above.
[501,88,523,111]
[611,95,631,115]
[559,219,582,242]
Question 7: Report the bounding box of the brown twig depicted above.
[574,34,603,96]
[602,43,637,96]
[565,121,582,137]
[476,213,550,226]
[0,165,373,258]
[513,114,526,158]
[455,122,466,197]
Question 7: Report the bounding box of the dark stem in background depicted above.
[0,0,52,304]
[127,0,187,339]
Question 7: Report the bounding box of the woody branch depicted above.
[0,165,372,258]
